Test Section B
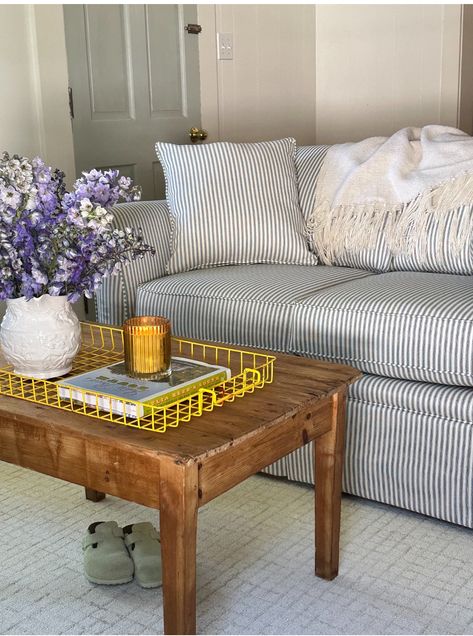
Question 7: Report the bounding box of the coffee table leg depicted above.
[84,488,105,502]
[314,389,346,580]
[160,457,199,635]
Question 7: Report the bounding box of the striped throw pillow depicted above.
[156,138,316,275]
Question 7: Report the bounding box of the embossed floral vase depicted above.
[0,295,81,379]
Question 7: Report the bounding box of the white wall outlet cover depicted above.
[217,32,233,60]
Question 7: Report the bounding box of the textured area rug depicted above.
[1,461,472,635]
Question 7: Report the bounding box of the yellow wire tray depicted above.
[0,322,276,433]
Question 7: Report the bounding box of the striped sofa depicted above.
[96,146,473,529]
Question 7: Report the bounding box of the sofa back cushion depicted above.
[296,145,392,272]
[298,144,473,276]
[391,203,473,275]
[295,145,330,221]
[157,138,316,275]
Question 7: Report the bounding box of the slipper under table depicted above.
[82,521,134,585]
[124,522,162,589]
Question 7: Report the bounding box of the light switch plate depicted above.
[217,32,233,60]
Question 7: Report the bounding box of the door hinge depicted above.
[68,86,74,119]
[185,23,202,35]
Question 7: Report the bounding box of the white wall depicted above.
[33,4,76,183]
[459,5,473,135]
[0,5,74,179]
[0,4,78,320]
[198,4,317,144]
[198,4,464,144]
[0,5,43,157]
[315,5,462,143]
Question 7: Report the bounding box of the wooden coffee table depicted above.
[0,340,360,635]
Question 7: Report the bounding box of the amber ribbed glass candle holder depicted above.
[123,316,171,380]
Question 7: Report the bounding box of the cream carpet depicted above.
[1,461,472,635]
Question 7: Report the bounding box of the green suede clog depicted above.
[123,522,162,589]
[82,521,134,585]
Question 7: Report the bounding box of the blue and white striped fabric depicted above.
[295,145,330,221]
[392,203,473,274]
[156,138,316,275]
[136,264,373,352]
[264,373,473,529]
[95,200,171,325]
[296,145,393,272]
[293,270,473,386]
[330,233,393,272]
[93,185,473,530]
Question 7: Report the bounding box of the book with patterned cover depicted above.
[57,357,231,418]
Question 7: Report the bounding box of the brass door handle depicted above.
[189,127,208,143]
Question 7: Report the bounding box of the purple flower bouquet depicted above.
[0,152,155,379]
[0,152,154,303]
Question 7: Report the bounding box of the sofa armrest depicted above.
[95,200,172,325]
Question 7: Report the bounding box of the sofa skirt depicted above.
[264,374,473,529]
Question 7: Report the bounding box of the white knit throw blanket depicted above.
[306,125,473,264]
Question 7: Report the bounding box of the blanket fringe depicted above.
[306,172,473,265]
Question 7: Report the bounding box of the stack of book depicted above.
[57,357,231,418]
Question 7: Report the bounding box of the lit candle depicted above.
[123,316,171,380]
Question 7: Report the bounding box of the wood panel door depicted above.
[63,4,201,200]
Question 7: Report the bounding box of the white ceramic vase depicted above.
[0,294,81,379]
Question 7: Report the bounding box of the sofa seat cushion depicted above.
[136,264,374,352]
[293,271,473,386]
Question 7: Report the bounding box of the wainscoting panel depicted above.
[209,4,317,144]
[83,5,134,120]
[198,5,464,145]
[146,4,186,118]
[315,4,462,143]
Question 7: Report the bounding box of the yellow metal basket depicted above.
[0,322,276,433]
